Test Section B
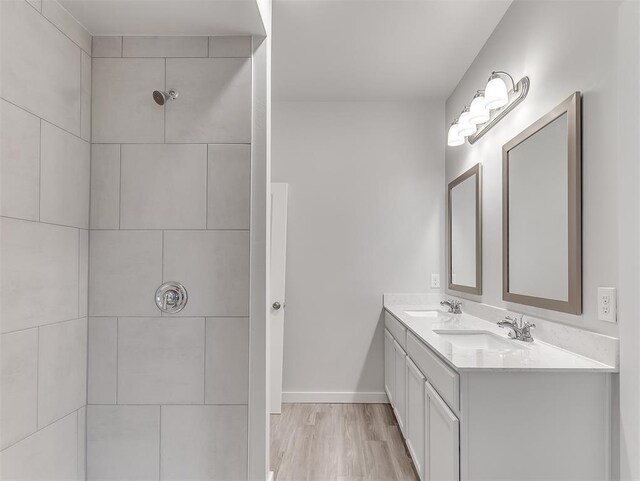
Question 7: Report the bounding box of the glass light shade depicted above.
[447,122,464,147]
[457,110,477,137]
[484,75,509,110]
[469,94,490,125]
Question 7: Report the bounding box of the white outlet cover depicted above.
[598,287,617,323]
[431,274,440,288]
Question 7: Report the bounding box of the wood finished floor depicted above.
[270,404,420,481]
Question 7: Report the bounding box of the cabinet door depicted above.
[406,357,426,480]
[384,329,395,405]
[393,339,406,434]
[425,382,459,481]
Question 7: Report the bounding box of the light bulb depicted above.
[457,108,477,137]
[469,92,490,125]
[447,121,464,147]
[484,74,509,110]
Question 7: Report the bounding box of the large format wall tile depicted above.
[120,144,207,229]
[92,36,122,57]
[38,318,87,428]
[87,405,160,481]
[40,121,90,228]
[1,217,79,333]
[0,412,78,481]
[0,0,81,135]
[79,229,89,318]
[41,0,91,53]
[209,36,251,58]
[88,318,117,405]
[1,329,38,449]
[207,144,251,229]
[165,58,251,143]
[0,99,40,221]
[160,405,248,481]
[92,58,164,143]
[81,51,92,141]
[118,318,205,404]
[163,231,250,316]
[123,36,208,58]
[205,318,248,404]
[90,144,120,229]
[89,230,162,316]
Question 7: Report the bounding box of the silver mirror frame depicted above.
[448,163,483,295]
[502,92,582,314]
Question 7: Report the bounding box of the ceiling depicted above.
[272,0,512,101]
[59,0,266,36]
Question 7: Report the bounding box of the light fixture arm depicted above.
[491,70,517,91]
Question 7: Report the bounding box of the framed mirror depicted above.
[448,163,482,295]
[502,92,582,314]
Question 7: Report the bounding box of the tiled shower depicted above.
[1,1,255,479]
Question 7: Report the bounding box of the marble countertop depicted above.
[385,304,617,372]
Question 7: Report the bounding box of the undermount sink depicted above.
[404,310,451,320]
[433,330,526,351]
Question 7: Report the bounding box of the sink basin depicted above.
[404,310,451,320]
[433,330,526,351]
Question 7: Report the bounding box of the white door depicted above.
[393,340,407,434]
[384,329,395,405]
[270,183,289,414]
[425,381,460,481]
[406,357,426,480]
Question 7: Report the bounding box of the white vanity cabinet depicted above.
[384,309,612,481]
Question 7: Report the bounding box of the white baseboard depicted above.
[267,471,274,481]
[281,391,389,403]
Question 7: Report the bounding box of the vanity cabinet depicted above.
[384,329,395,404]
[425,381,459,481]
[393,339,407,434]
[406,357,426,479]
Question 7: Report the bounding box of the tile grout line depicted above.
[24,0,91,55]
[2,316,86,337]
[0,214,90,231]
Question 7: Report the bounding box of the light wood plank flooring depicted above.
[270,404,420,481]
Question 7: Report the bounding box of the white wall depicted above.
[445,0,622,337]
[272,101,444,399]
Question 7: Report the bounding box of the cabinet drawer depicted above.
[385,311,407,349]
[407,332,459,412]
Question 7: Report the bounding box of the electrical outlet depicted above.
[431,274,441,288]
[598,287,617,323]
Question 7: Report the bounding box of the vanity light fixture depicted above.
[447,70,530,147]
[447,119,465,147]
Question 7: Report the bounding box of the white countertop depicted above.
[385,304,617,372]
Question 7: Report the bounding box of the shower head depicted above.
[153,89,178,106]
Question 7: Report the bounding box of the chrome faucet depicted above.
[497,314,535,342]
[440,299,462,314]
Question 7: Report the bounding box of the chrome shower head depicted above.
[153,89,178,106]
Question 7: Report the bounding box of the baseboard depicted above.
[281,391,389,403]
[267,471,274,481]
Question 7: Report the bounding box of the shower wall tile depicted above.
[207,144,251,229]
[81,51,92,141]
[165,58,251,143]
[88,318,117,405]
[0,99,40,221]
[87,405,160,481]
[0,412,78,481]
[0,329,38,450]
[92,58,164,143]
[160,405,248,481]
[120,144,207,229]
[118,317,205,404]
[90,144,121,229]
[92,36,122,57]
[89,230,162,316]
[77,406,86,480]
[79,229,89,317]
[0,217,79,334]
[25,0,42,12]
[209,36,252,58]
[123,36,208,58]
[40,121,91,229]
[0,0,81,135]
[38,318,87,428]
[42,0,92,53]
[205,318,248,404]
[163,231,250,317]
